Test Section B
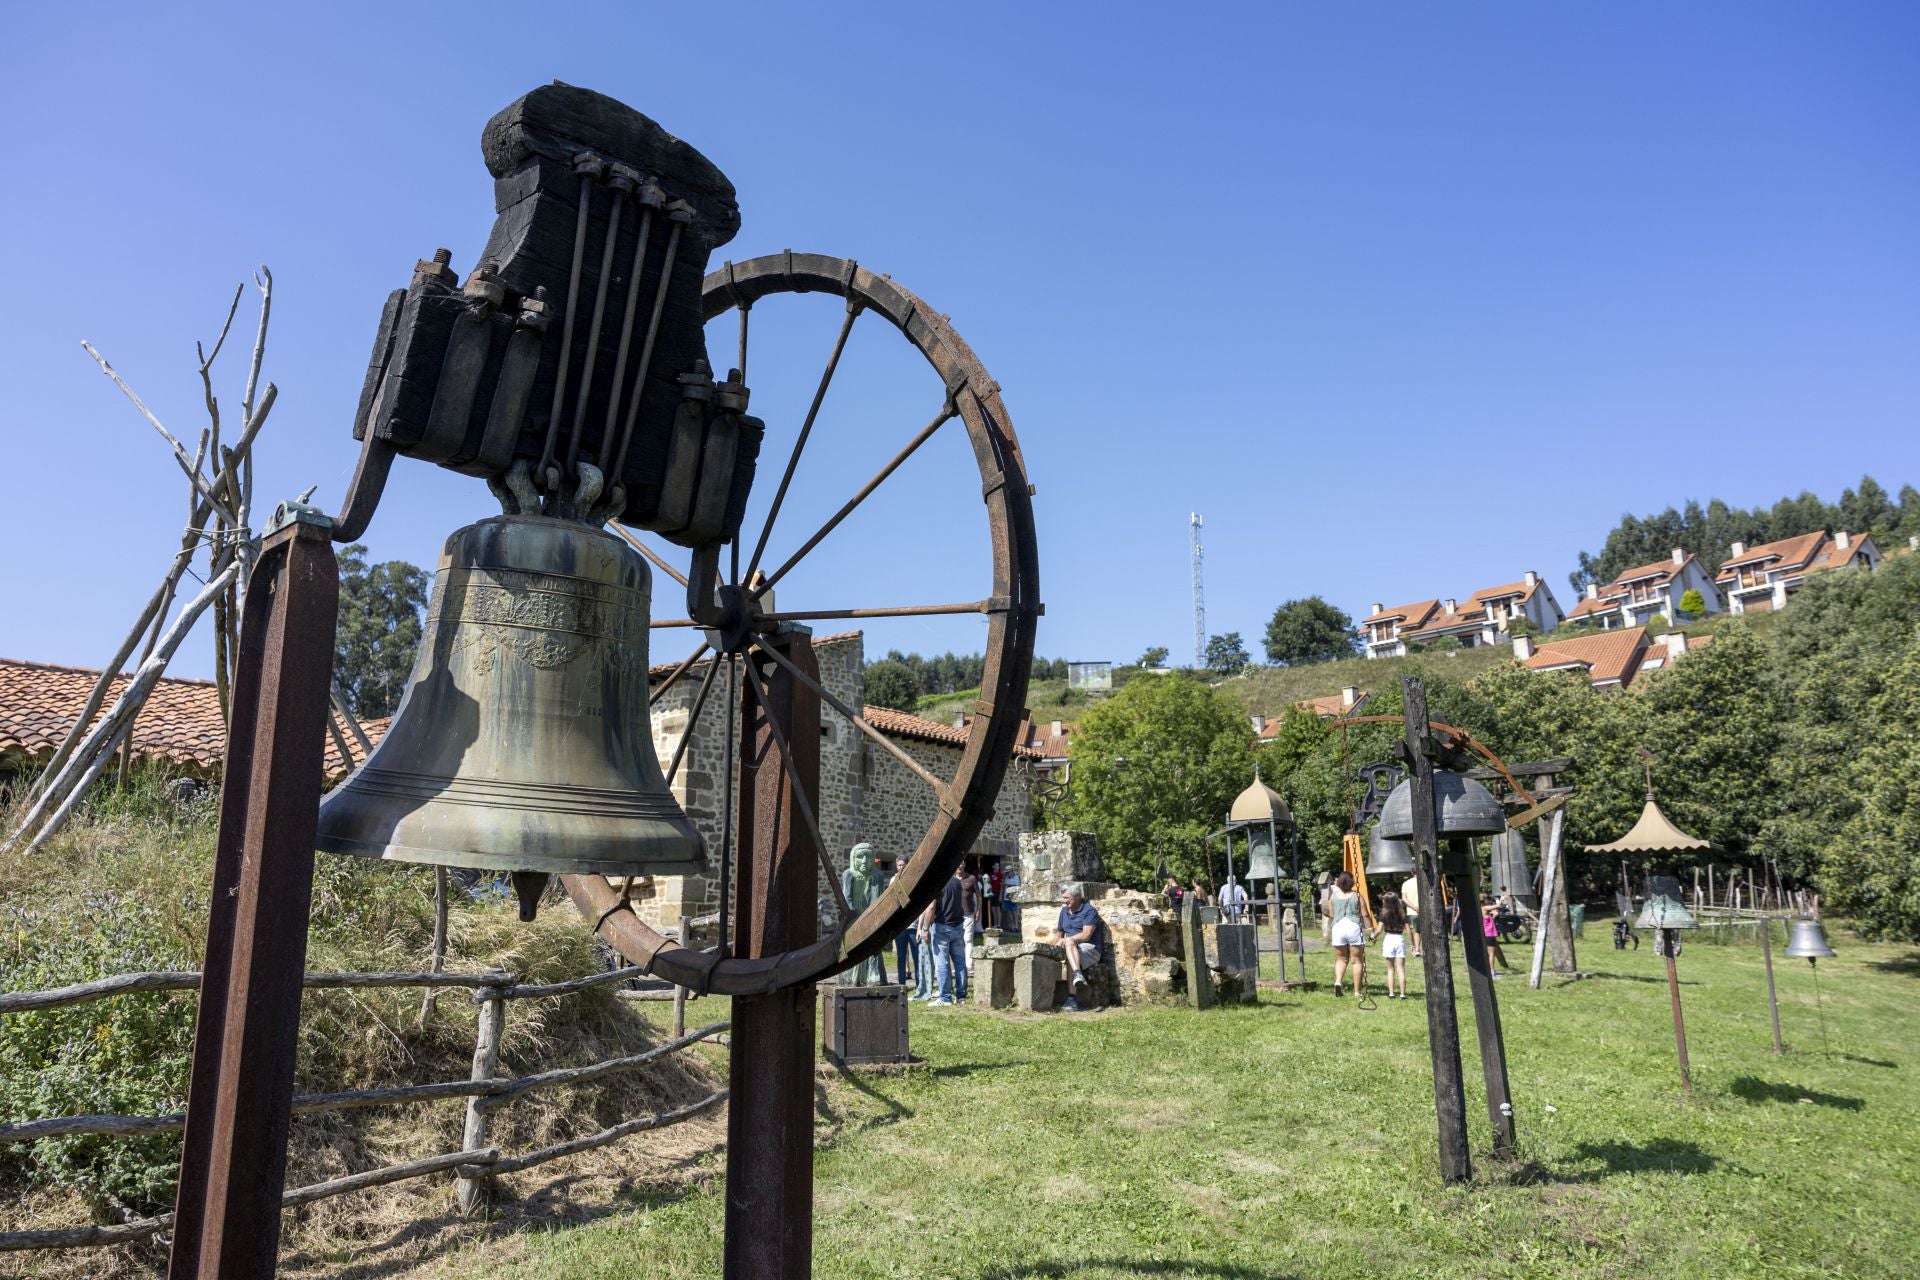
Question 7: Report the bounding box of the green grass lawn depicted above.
[427,924,1920,1280]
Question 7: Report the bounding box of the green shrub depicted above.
[0,893,199,1213]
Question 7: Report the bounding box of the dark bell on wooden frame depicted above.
[1364,826,1416,878]
[1376,772,1507,841]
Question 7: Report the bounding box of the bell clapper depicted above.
[512,871,551,923]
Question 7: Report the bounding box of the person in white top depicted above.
[1218,877,1248,923]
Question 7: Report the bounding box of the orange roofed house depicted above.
[1361,572,1564,659]
[1715,530,1882,616]
[1511,626,1708,690]
[1563,548,1724,632]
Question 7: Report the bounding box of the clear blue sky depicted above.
[3,2,1916,680]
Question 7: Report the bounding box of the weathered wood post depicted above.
[1399,676,1471,1183]
[1760,913,1785,1055]
[455,983,507,1214]
[725,627,821,1279]
[168,518,339,1280]
[1182,894,1215,1010]
[1451,843,1517,1158]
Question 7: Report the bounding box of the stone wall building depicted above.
[641,631,1037,932]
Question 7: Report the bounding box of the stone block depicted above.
[1017,830,1105,887]
[1137,957,1180,1000]
[976,957,1015,1009]
[1013,954,1060,1012]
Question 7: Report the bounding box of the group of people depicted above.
[880,861,1105,1013]
[1325,873,1518,1001]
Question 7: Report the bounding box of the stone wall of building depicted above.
[638,631,1033,934]
[861,733,1033,865]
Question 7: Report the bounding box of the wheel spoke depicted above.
[759,598,1004,623]
[748,634,960,814]
[736,301,750,383]
[740,657,854,928]
[744,304,861,585]
[665,650,722,785]
[648,640,711,707]
[649,618,699,629]
[611,522,691,588]
[755,396,957,597]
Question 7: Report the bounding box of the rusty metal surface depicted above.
[724,630,819,1279]
[169,522,339,1280]
[565,254,1039,995]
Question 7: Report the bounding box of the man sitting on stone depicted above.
[1053,885,1105,1012]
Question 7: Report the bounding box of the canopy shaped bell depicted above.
[1377,772,1507,841]
[1636,874,1697,930]
[1364,825,1416,878]
[317,515,704,914]
[1784,917,1836,962]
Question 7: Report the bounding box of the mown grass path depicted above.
[434,927,1920,1280]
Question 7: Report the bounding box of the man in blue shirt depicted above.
[1053,886,1104,1012]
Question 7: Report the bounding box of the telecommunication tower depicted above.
[1190,512,1206,666]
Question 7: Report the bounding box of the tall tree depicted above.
[1822,633,1920,940]
[863,660,920,712]
[1137,646,1170,669]
[1204,632,1250,675]
[1057,674,1256,887]
[334,545,430,717]
[1263,597,1357,666]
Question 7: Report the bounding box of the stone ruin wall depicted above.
[637,632,1033,935]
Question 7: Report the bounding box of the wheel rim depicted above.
[564,253,1040,994]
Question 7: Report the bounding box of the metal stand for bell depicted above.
[1760,913,1785,1056]
[1785,916,1837,1058]
[165,83,1042,1280]
[169,517,339,1280]
[1639,878,1699,1092]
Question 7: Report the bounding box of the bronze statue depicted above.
[838,844,888,985]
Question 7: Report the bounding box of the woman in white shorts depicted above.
[1327,872,1374,997]
[1377,889,1410,999]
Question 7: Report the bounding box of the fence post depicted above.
[672,924,688,1039]
[455,984,506,1214]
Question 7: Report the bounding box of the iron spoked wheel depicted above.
[563,253,1040,994]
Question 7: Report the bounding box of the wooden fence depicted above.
[0,964,727,1252]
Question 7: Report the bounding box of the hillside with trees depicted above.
[1060,552,1920,941]
[1571,474,1920,591]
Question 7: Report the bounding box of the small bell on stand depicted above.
[1785,916,1837,1056]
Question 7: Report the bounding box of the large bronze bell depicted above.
[1364,826,1416,878]
[317,514,703,914]
[1377,772,1507,840]
[1489,828,1535,906]
[1784,917,1836,962]
[1636,875,1698,931]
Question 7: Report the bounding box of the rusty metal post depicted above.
[725,626,820,1279]
[1400,677,1471,1183]
[1665,941,1693,1091]
[168,519,339,1280]
[1451,844,1517,1158]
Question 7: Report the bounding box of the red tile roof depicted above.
[1564,593,1620,620]
[1717,531,1827,578]
[1404,607,1482,639]
[1524,627,1651,687]
[0,657,384,780]
[875,705,1044,758]
[1611,556,1686,586]
[1467,579,1539,606]
[1364,599,1440,627]
[1292,690,1369,719]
